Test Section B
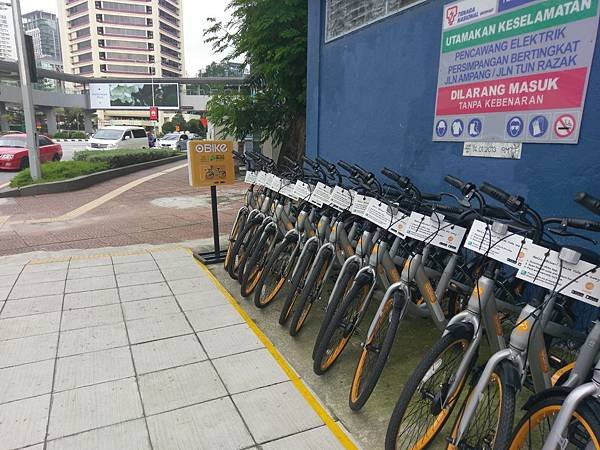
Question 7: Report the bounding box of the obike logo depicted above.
[585,282,595,292]
[194,143,228,153]
[446,6,458,26]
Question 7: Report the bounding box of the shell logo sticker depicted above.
[517,321,529,332]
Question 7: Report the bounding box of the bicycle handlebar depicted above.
[381,167,409,188]
[480,182,511,204]
[576,192,600,216]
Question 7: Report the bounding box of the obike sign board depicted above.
[433,0,599,144]
[188,140,235,187]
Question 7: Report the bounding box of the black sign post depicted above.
[193,185,226,265]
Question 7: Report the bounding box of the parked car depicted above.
[156,132,183,150]
[0,134,62,171]
[86,126,148,150]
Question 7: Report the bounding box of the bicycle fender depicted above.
[520,386,573,411]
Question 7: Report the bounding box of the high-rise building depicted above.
[57,0,184,79]
[0,4,16,61]
[23,10,63,69]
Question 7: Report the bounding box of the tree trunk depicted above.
[277,113,306,163]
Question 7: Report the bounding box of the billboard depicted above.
[433,0,599,144]
[90,83,180,110]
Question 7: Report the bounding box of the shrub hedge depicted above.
[73,148,181,169]
[52,131,88,139]
[10,161,109,188]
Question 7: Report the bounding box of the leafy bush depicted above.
[73,148,180,169]
[69,131,87,139]
[52,131,69,139]
[10,161,109,188]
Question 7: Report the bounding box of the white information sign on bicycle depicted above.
[517,243,600,307]
[279,180,298,200]
[405,212,467,253]
[255,171,268,187]
[464,220,532,268]
[268,175,282,192]
[329,186,353,212]
[364,198,396,230]
[351,194,372,219]
[265,173,275,189]
[293,181,312,201]
[244,171,257,184]
[308,182,333,207]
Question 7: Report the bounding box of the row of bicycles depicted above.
[224,150,600,450]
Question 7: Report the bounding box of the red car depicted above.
[0,133,63,170]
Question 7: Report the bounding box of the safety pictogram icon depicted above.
[554,114,576,138]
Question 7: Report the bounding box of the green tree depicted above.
[171,113,187,131]
[204,0,307,161]
[162,121,176,134]
[186,118,206,136]
[199,61,228,77]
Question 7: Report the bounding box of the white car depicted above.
[156,132,184,150]
[87,126,149,150]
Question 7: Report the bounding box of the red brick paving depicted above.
[0,161,247,256]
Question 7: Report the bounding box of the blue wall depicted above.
[306,0,600,219]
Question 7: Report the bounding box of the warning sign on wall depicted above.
[433,0,599,144]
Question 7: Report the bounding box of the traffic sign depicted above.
[506,116,524,138]
[554,114,576,138]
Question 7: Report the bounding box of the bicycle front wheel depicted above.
[253,236,297,308]
[447,360,517,450]
[385,325,473,450]
[224,208,248,272]
[510,393,600,450]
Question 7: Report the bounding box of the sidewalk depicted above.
[0,244,353,450]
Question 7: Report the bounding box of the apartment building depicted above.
[57,0,184,78]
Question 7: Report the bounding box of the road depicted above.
[0,141,87,187]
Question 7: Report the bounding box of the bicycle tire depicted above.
[237,221,269,282]
[384,325,474,450]
[278,240,317,326]
[224,208,248,273]
[240,226,277,297]
[253,236,298,309]
[447,360,517,450]
[349,291,405,411]
[228,218,261,280]
[289,247,333,337]
[509,392,600,450]
[313,272,373,375]
[312,260,361,361]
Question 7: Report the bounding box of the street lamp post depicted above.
[12,0,41,179]
[151,64,157,136]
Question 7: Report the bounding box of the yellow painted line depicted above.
[193,256,359,450]
[8,163,188,226]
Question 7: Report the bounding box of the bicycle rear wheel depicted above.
[240,227,277,297]
[224,208,248,272]
[254,236,298,308]
[349,291,405,411]
[228,218,261,280]
[510,393,600,450]
[447,360,516,450]
[384,325,473,450]
[289,247,333,337]
[313,272,373,375]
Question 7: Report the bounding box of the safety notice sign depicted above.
[433,0,599,144]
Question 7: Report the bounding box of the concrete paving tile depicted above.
[0,264,23,276]
[1,294,63,318]
[151,248,190,260]
[197,323,264,359]
[119,282,173,302]
[232,382,323,443]
[147,397,254,450]
[46,418,151,450]
[139,361,227,415]
[0,394,50,450]
[122,296,180,321]
[167,276,214,295]
[54,346,134,392]
[126,313,192,344]
[0,332,58,368]
[261,425,346,450]
[68,257,112,269]
[63,288,120,310]
[186,304,244,332]
[0,359,54,404]
[117,270,165,287]
[0,311,61,341]
[9,280,65,300]
[175,289,227,311]
[17,269,67,284]
[22,444,44,450]
[155,257,196,271]
[65,275,116,294]
[0,286,9,301]
[67,265,114,280]
[0,273,18,288]
[48,378,143,439]
[160,265,206,282]
[58,323,128,357]
[112,253,154,265]
[61,304,123,331]
[132,334,207,375]
[113,260,158,275]
[22,261,69,273]
[213,349,288,394]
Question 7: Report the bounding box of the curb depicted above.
[54,139,88,142]
[0,155,187,198]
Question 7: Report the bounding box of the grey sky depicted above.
[18,0,231,76]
